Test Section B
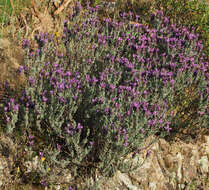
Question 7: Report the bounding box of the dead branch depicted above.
[20,13,29,38]
[31,0,49,23]
[53,0,73,16]
[9,0,15,14]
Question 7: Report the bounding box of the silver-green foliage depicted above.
[2,2,209,189]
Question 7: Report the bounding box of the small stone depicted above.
[198,156,209,173]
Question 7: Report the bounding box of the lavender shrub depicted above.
[2,2,209,188]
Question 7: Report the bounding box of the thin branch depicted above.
[9,0,15,15]
[20,13,29,38]
[53,0,73,16]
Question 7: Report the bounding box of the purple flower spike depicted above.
[29,51,34,57]
[10,98,15,104]
[4,107,8,112]
[22,38,30,49]
[136,15,139,21]
[45,72,49,77]
[53,63,58,68]
[26,102,30,108]
[64,19,68,26]
[104,125,108,131]
[164,126,172,132]
[29,141,34,146]
[39,152,43,157]
[28,77,35,85]
[68,187,73,190]
[123,142,128,147]
[170,79,175,86]
[146,150,151,158]
[29,134,34,139]
[42,96,48,103]
[57,144,61,152]
[132,101,140,110]
[3,81,9,89]
[104,107,109,114]
[121,12,126,19]
[90,141,94,147]
[164,17,169,24]
[109,84,115,91]
[129,11,133,18]
[36,49,40,55]
[6,117,10,123]
[100,82,106,89]
[140,128,145,133]
[91,76,98,84]
[41,180,48,187]
[198,111,204,116]
[17,65,24,74]
[13,104,19,112]
[115,103,120,109]
[40,32,44,40]
[156,10,163,17]
[73,95,77,101]
[99,97,104,104]
[65,71,71,77]
[126,110,131,116]
[77,123,83,130]
[35,109,40,115]
[45,62,50,67]
[58,96,66,104]
[58,53,64,57]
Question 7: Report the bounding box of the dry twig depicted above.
[53,0,73,16]
[20,13,29,38]
[9,0,15,14]
[31,0,49,23]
